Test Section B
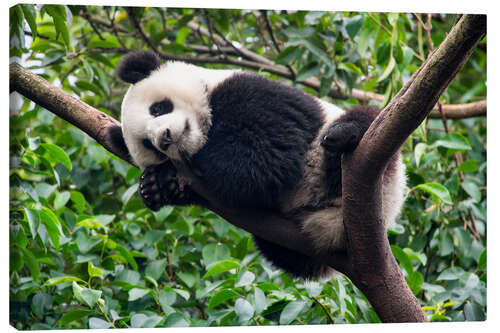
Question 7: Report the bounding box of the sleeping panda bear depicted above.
[110,50,406,280]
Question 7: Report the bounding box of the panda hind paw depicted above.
[321,121,363,152]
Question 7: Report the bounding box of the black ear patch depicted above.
[117,50,161,84]
[106,125,132,163]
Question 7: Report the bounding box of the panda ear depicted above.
[117,50,161,84]
[106,125,132,163]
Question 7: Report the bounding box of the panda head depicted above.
[116,50,214,170]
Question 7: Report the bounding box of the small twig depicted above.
[260,10,281,53]
[254,13,274,50]
[126,8,160,55]
[81,7,105,41]
[367,13,425,62]
[203,9,227,58]
[61,60,82,85]
[227,10,243,44]
[311,296,334,324]
[426,14,435,51]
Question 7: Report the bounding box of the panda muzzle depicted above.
[159,129,174,151]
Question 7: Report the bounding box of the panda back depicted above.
[192,73,324,210]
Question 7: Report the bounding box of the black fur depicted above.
[252,236,332,278]
[117,50,161,84]
[139,161,206,211]
[323,105,380,198]
[253,106,380,279]
[191,73,324,210]
[107,125,131,162]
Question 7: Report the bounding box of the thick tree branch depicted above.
[341,14,486,323]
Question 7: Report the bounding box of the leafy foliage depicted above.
[9,5,486,328]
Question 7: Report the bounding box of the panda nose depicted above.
[159,129,173,150]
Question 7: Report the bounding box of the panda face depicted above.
[120,61,237,170]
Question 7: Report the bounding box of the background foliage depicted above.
[9,5,486,329]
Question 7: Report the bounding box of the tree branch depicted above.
[341,14,486,323]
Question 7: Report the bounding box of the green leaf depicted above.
[406,271,424,295]
[57,309,96,327]
[464,302,486,321]
[145,259,167,280]
[279,300,307,325]
[275,46,304,65]
[357,29,372,56]
[303,37,332,66]
[19,247,40,281]
[458,160,480,173]
[391,245,413,274]
[462,181,482,203]
[14,226,28,248]
[295,62,321,81]
[77,218,104,229]
[176,271,196,288]
[45,6,70,48]
[75,80,102,96]
[477,249,486,270]
[40,143,72,171]
[70,191,86,212]
[88,262,103,278]
[254,287,267,314]
[10,251,23,272]
[235,298,254,322]
[54,191,70,210]
[437,267,464,281]
[377,56,396,82]
[24,207,40,238]
[414,143,427,167]
[164,313,189,327]
[435,133,472,151]
[130,313,163,328]
[176,27,191,45]
[338,63,363,75]
[39,208,61,250]
[128,288,151,301]
[122,184,139,205]
[208,289,240,309]
[44,276,86,286]
[439,230,454,257]
[345,15,364,40]
[21,5,37,40]
[115,244,138,271]
[202,243,230,266]
[72,282,102,308]
[235,270,255,287]
[415,183,453,204]
[203,259,240,278]
[89,317,113,329]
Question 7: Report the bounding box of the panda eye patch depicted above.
[149,99,174,117]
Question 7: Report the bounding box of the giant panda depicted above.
[109,50,406,280]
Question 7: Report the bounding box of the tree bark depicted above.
[10,14,485,323]
[340,14,486,322]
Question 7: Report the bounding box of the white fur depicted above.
[121,62,237,169]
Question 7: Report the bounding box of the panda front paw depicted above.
[321,121,363,152]
[138,162,204,211]
[139,165,169,211]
